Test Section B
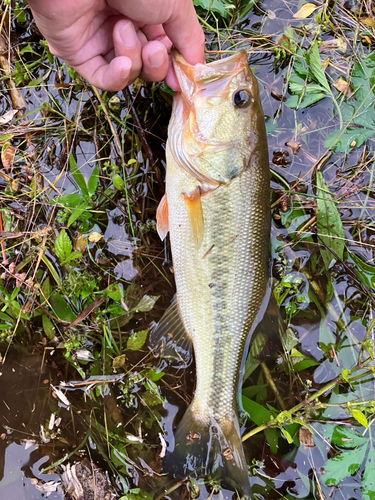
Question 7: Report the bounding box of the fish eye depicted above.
[233,89,253,109]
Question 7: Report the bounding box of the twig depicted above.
[91,85,122,157]
[123,87,164,192]
[154,480,186,500]
[260,362,286,410]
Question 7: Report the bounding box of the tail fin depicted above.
[164,404,251,500]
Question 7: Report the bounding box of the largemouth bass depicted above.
[152,50,270,499]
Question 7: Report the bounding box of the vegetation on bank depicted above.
[1,0,375,498]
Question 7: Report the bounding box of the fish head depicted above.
[169,50,265,186]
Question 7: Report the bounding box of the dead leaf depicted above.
[9,179,18,193]
[279,34,291,51]
[113,354,126,370]
[299,427,314,448]
[286,138,301,154]
[64,297,104,330]
[271,89,286,102]
[319,37,347,53]
[361,17,375,27]
[89,231,102,243]
[1,142,15,170]
[293,2,318,19]
[337,37,347,52]
[74,234,87,253]
[0,109,17,126]
[54,83,71,89]
[0,171,11,182]
[333,78,352,97]
[362,35,372,45]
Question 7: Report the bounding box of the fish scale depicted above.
[152,50,270,499]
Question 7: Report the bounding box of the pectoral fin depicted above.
[156,193,169,241]
[183,187,204,249]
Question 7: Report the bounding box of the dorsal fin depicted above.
[183,187,204,249]
[156,193,169,241]
[149,295,193,369]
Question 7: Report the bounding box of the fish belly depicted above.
[166,150,269,424]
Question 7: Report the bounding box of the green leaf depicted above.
[145,369,165,382]
[69,153,88,196]
[108,284,123,301]
[351,53,375,105]
[285,95,300,108]
[280,427,293,444]
[42,314,55,340]
[306,41,330,92]
[55,193,86,207]
[316,172,345,269]
[193,0,227,16]
[0,312,14,326]
[324,127,375,153]
[293,358,319,372]
[363,445,375,500]
[87,165,99,197]
[348,251,375,289]
[134,294,159,312]
[67,201,90,227]
[127,329,148,351]
[40,255,61,286]
[243,352,260,380]
[331,425,367,448]
[242,396,273,426]
[322,445,368,485]
[54,229,72,262]
[60,251,83,266]
[113,173,125,191]
[351,409,368,428]
[282,327,299,352]
[27,70,51,88]
[41,276,51,299]
[297,92,327,108]
[121,488,154,500]
[49,292,76,322]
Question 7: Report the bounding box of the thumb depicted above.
[163,0,205,65]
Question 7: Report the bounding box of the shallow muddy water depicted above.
[1,0,375,499]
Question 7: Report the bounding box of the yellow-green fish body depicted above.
[153,50,270,499]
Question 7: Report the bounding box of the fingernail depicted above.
[120,22,137,49]
[148,47,166,68]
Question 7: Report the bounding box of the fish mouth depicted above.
[172,49,249,85]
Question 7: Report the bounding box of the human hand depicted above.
[26,0,205,91]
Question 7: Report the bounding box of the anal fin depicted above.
[183,187,204,249]
[156,193,169,241]
[149,294,192,369]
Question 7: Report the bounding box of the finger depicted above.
[140,25,176,88]
[163,0,205,66]
[140,41,169,82]
[107,0,204,64]
[165,61,180,91]
[113,19,143,83]
[74,55,132,91]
